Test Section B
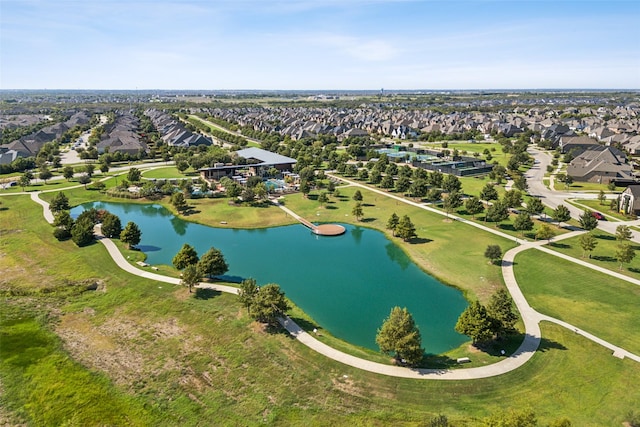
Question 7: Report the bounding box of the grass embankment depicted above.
[545,230,640,280]
[2,195,639,425]
[514,249,640,355]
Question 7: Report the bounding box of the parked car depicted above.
[592,211,605,220]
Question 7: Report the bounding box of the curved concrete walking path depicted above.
[30,189,639,381]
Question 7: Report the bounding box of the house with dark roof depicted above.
[619,185,640,216]
[566,146,633,184]
[558,135,600,155]
[199,147,296,182]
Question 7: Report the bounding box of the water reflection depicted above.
[72,201,467,353]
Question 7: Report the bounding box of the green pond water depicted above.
[74,202,468,354]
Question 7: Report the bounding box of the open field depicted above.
[417,141,510,167]
[2,188,639,425]
[141,166,198,179]
[514,249,640,355]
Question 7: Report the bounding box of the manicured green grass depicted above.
[565,181,617,192]
[459,174,506,199]
[545,230,640,279]
[568,198,630,221]
[514,249,640,355]
[2,194,640,425]
[418,141,510,167]
[141,166,196,179]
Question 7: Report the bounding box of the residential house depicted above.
[567,146,633,184]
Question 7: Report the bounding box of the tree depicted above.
[564,174,574,188]
[578,233,598,258]
[250,283,289,326]
[485,201,509,226]
[49,192,70,213]
[395,215,417,241]
[352,202,364,221]
[443,190,462,216]
[404,177,424,196]
[18,172,32,191]
[386,212,399,236]
[484,245,502,264]
[487,289,518,337]
[197,247,228,279]
[598,189,606,205]
[238,278,259,314]
[513,211,534,237]
[127,167,141,182]
[84,163,95,177]
[380,174,395,189]
[525,197,544,217]
[171,191,189,213]
[579,209,598,231]
[299,180,311,198]
[395,176,411,193]
[369,169,382,184]
[62,166,75,181]
[78,174,91,188]
[181,264,200,293]
[352,189,363,202]
[317,191,329,207]
[615,243,636,270]
[615,225,633,242]
[71,217,94,247]
[552,204,571,227]
[120,221,141,249]
[513,175,528,192]
[465,196,484,219]
[441,174,462,193]
[375,306,424,366]
[100,163,109,174]
[502,189,522,209]
[535,224,555,242]
[53,210,74,240]
[455,300,494,344]
[357,168,368,181]
[101,212,122,238]
[480,183,498,202]
[39,167,53,183]
[172,243,199,270]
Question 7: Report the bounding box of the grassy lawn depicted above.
[1,194,639,425]
[564,181,618,192]
[544,230,640,279]
[141,166,197,179]
[514,249,640,355]
[568,198,630,221]
[417,141,510,167]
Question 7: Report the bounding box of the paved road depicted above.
[527,147,640,243]
[31,189,639,379]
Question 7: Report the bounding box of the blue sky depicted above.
[1,0,638,90]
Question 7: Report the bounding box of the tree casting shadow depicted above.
[194,288,221,300]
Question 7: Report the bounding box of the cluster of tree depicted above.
[455,289,519,344]
[238,278,290,326]
[614,224,636,270]
[172,244,229,292]
[0,155,36,174]
[386,212,417,241]
[50,194,141,249]
[418,129,484,142]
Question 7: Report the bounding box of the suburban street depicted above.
[526,147,640,243]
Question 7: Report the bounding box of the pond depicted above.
[73,202,468,354]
